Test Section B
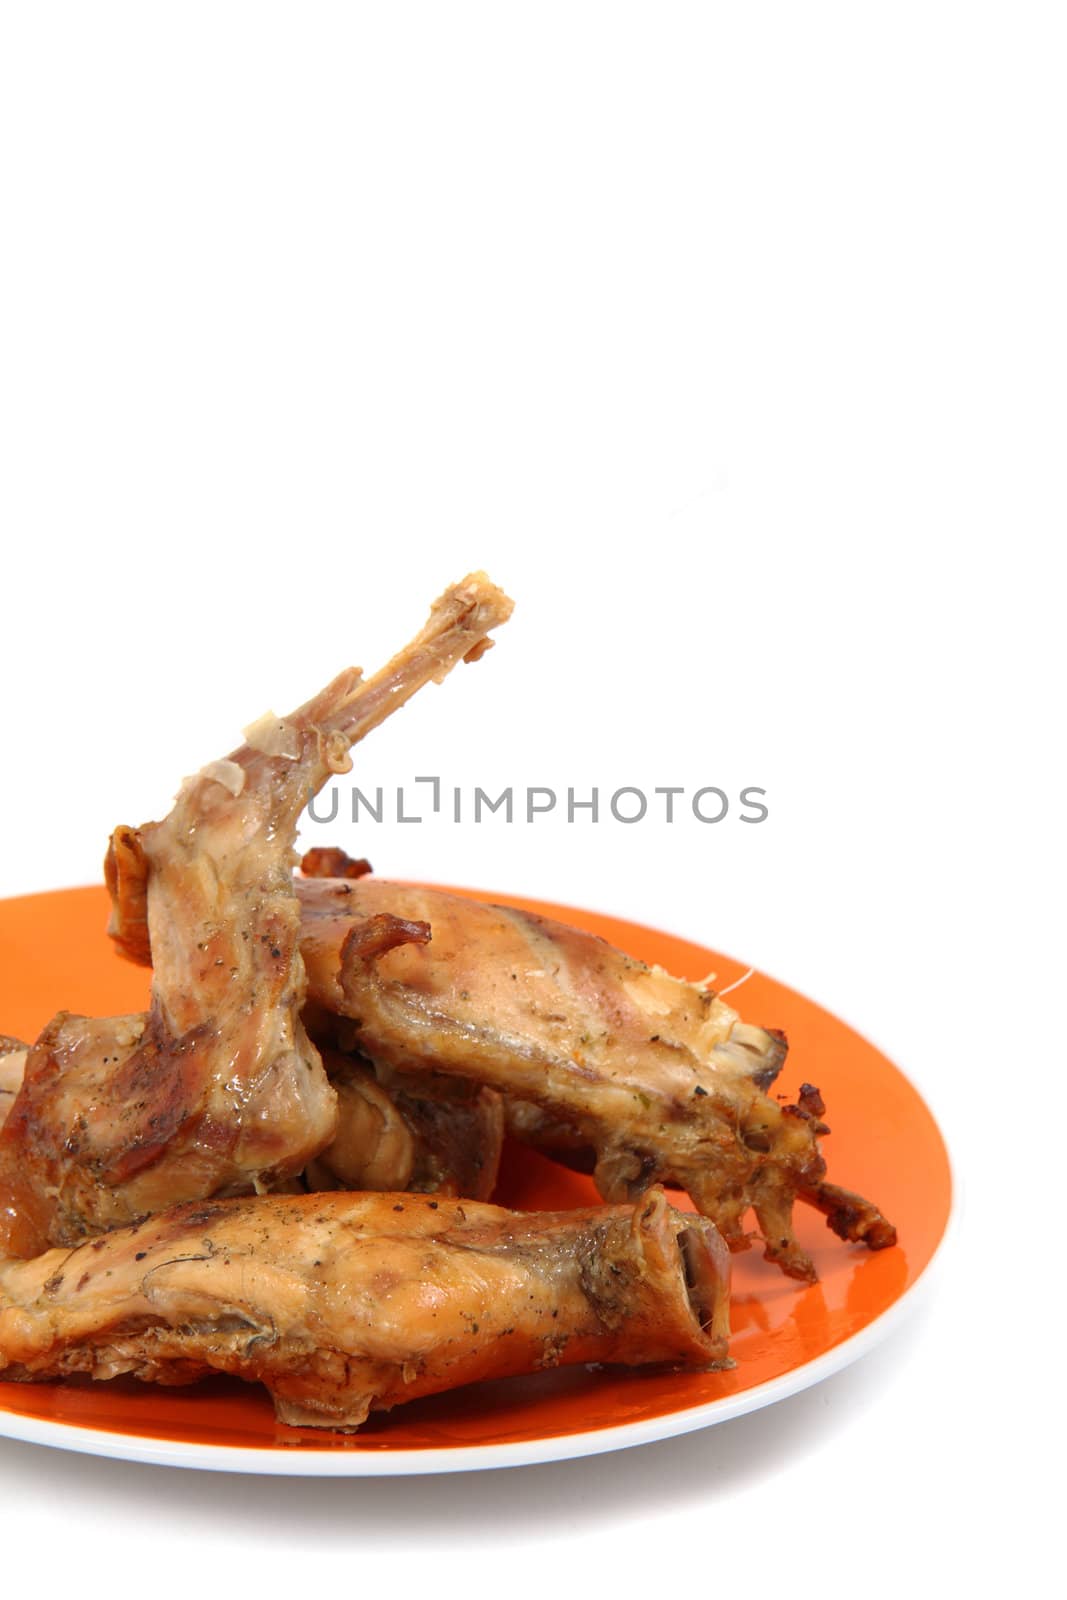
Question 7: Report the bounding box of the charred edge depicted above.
[797,1082,825,1118]
[783,1080,831,1136]
[340,913,432,975]
[752,1029,788,1091]
[800,1181,898,1251]
[300,848,374,881]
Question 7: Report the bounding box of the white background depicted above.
[0,3,1062,1592]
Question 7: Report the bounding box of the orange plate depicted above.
[0,885,951,1470]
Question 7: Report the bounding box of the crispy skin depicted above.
[302,1046,504,1201]
[0,1188,730,1430]
[300,847,373,882]
[0,576,513,1257]
[297,876,895,1281]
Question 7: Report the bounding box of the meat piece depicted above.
[372,1068,503,1200]
[0,1043,27,1134]
[301,1045,504,1201]
[299,847,373,881]
[0,575,513,1257]
[296,874,895,1282]
[0,1188,730,1430]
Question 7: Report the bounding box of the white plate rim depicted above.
[0,889,957,1476]
[0,1173,956,1476]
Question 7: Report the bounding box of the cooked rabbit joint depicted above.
[0,575,513,1258]
[0,1189,731,1430]
[297,874,895,1282]
[0,1042,26,1134]
[302,1047,504,1201]
[303,1052,418,1193]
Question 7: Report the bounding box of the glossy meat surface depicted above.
[0,1188,730,1429]
[298,874,896,1281]
[0,576,512,1257]
[302,1045,504,1201]
[0,1045,25,1134]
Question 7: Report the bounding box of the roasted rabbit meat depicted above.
[0,575,513,1257]
[301,1044,504,1201]
[0,1188,730,1429]
[296,871,896,1282]
[0,1041,26,1135]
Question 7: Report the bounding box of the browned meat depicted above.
[300,847,373,881]
[296,874,896,1282]
[0,1188,730,1430]
[302,1046,504,1201]
[0,575,513,1258]
[0,1043,26,1134]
